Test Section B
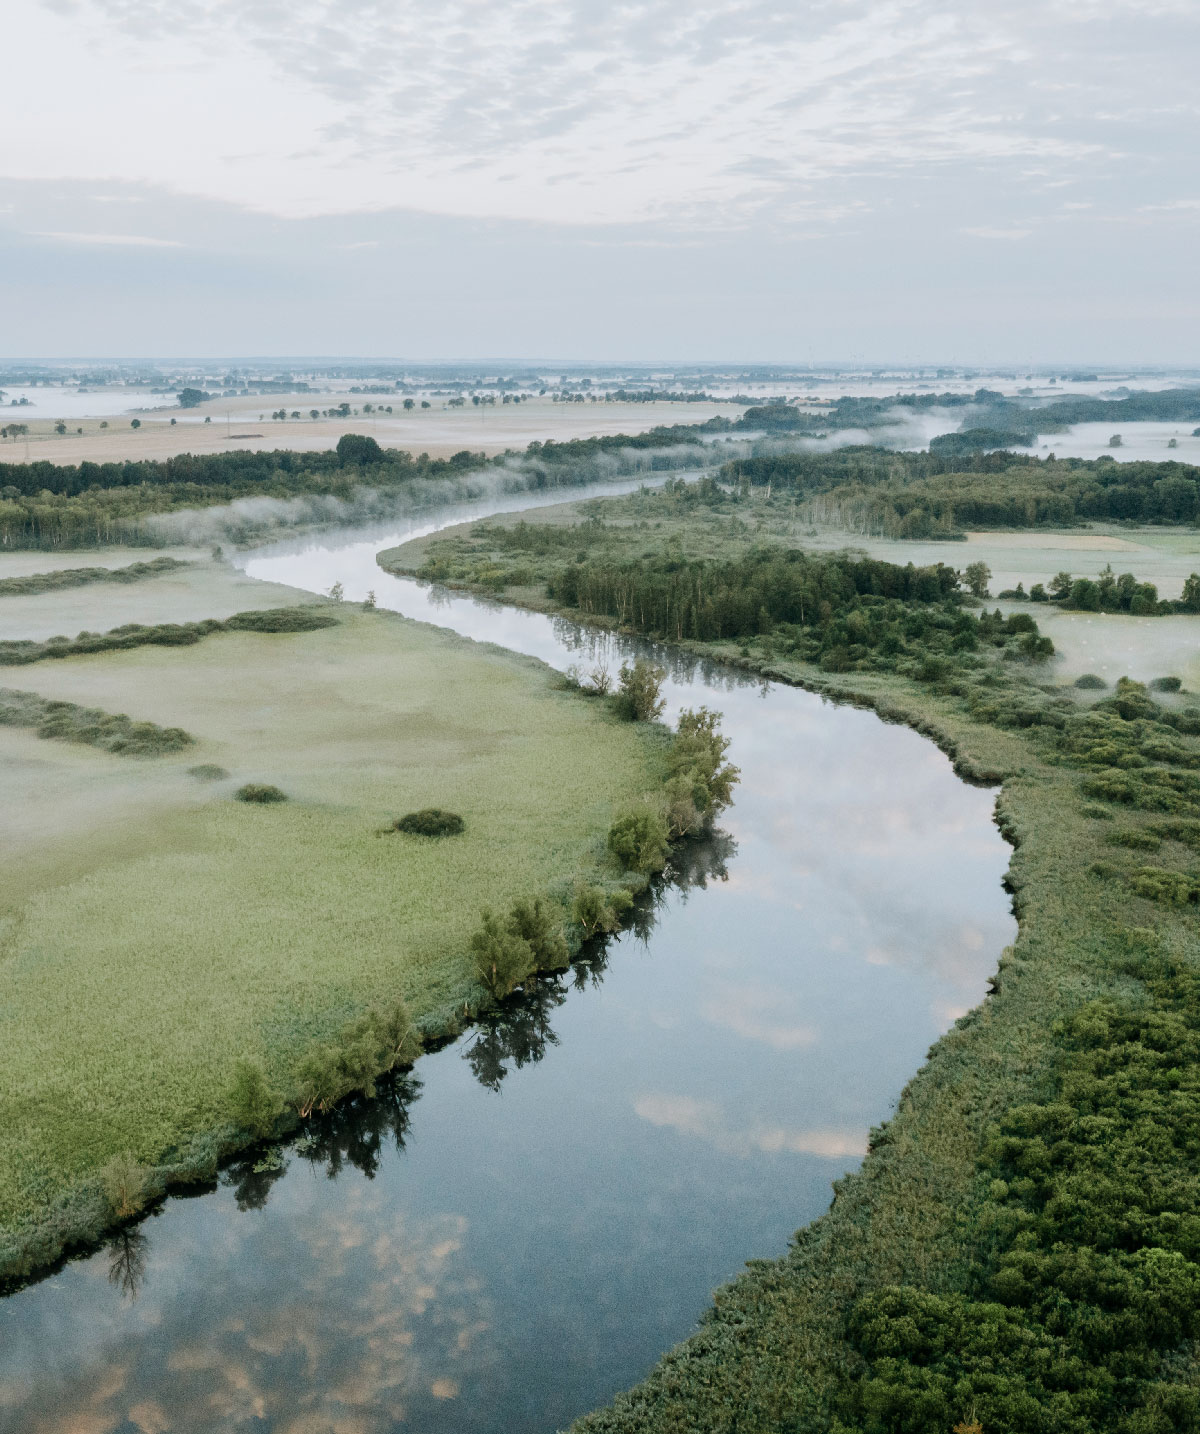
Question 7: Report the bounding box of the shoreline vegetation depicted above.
[0,586,736,1290]
[380,483,1200,1434]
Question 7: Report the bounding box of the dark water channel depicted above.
[0,486,1016,1434]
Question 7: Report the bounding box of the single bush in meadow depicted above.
[392,808,464,837]
[1075,673,1107,690]
[100,1153,149,1220]
[225,607,338,633]
[228,1058,283,1137]
[235,783,287,804]
[188,764,231,781]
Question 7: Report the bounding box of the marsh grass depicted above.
[0,608,666,1279]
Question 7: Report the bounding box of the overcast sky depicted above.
[3,0,1198,363]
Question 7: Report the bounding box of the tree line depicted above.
[722,447,1200,533]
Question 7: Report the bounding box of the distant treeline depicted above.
[721,447,1200,534]
[0,423,734,549]
[734,387,1200,439]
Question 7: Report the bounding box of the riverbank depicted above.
[381,492,1200,1431]
[0,554,672,1285]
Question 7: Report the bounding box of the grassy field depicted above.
[0,562,666,1278]
[384,485,1200,1433]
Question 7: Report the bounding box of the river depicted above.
[0,486,1015,1434]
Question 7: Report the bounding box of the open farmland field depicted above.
[0,396,743,467]
[0,568,665,1266]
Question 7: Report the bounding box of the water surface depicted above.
[0,493,1015,1434]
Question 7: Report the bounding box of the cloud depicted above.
[9,1,1194,227]
[634,1093,867,1160]
[961,226,1032,239]
[31,230,185,247]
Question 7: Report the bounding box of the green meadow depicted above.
[0,561,665,1275]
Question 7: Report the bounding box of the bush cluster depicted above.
[0,606,337,667]
[0,556,190,597]
[0,686,193,755]
[391,808,465,837]
[235,784,287,804]
[469,897,569,999]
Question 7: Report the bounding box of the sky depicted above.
[2,0,1198,363]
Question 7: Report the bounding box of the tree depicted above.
[130,419,141,429]
[54,421,67,434]
[1049,570,1073,600]
[335,432,383,466]
[1109,433,1123,447]
[328,580,345,601]
[614,658,667,721]
[1180,573,1200,612]
[963,561,991,598]
[177,387,205,408]
[403,399,415,410]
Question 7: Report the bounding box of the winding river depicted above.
[0,485,1015,1434]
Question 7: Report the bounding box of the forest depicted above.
[721,447,1200,534]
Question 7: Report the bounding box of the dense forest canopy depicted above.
[722,447,1200,534]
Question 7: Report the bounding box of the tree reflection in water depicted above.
[106,1228,149,1301]
[465,826,736,1092]
[204,828,735,1223]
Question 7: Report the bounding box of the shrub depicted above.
[100,1152,148,1219]
[295,1000,419,1116]
[1106,829,1162,852]
[392,808,464,837]
[229,1058,283,1137]
[225,607,338,633]
[235,784,287,804]
[507,896,569,969]
[613,658,667,721]
[1075,673,1107,689]
[1130,865,1198,904]
[572,884,633,938]
[469,910,534,999]
[1150,676,1183,693]
[607,803,671,874]
[188,764,230,780]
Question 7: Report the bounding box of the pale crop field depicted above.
[0,602,663,1235]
